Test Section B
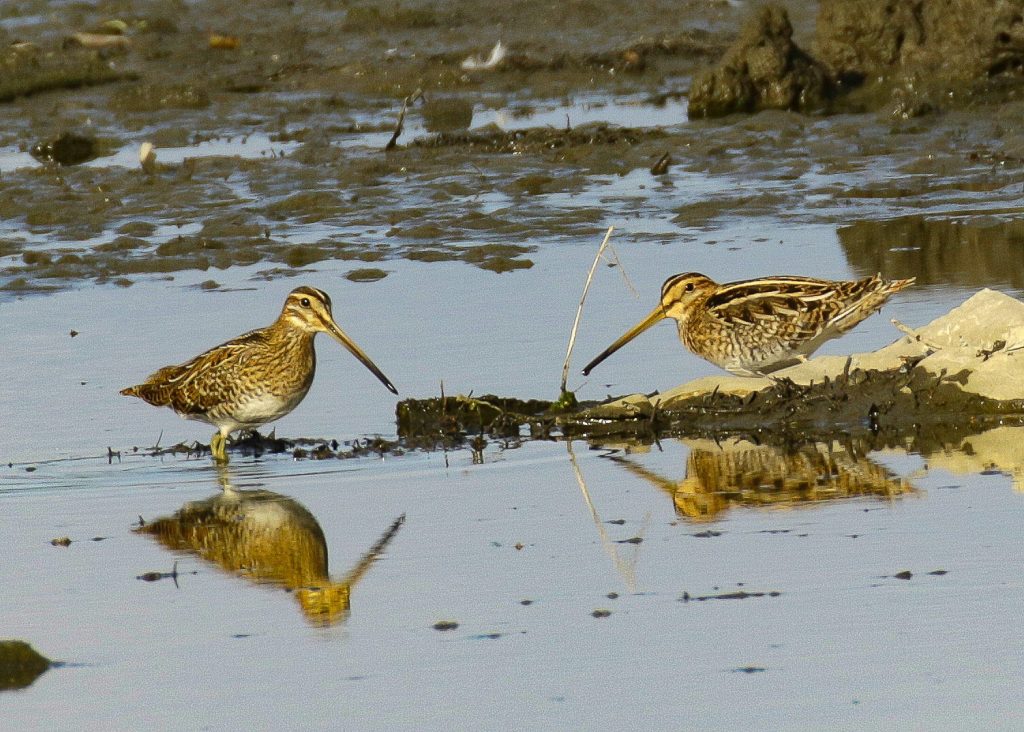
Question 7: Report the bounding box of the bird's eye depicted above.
[300,297,311,307]
[685,283,694,292]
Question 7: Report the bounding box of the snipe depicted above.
[121,286,397,462]
[583,273,914,378]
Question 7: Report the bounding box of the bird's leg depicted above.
[210,431,229,463]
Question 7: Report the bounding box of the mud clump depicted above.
[345,267,388,282]
[688,5,831,118]
[0,640,52,690]
[421,98,474,132]
[30,131,100,166]
[0,44,128,102]
[396,394,556,448]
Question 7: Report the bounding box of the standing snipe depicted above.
[121,286,397,462]
[582,273,914,377]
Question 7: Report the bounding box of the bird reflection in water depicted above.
[136,471,404,626]
[611,438,916,522]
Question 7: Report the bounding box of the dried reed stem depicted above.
[561,226,614,393]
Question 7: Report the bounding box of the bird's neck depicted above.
[266,320,317,352]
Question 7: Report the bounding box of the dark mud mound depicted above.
[817,0,1024,116]
[689,5,831,118]
[816,0,1024,88]
[693,0,1024,117]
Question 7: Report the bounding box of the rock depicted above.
[688,5,831,118]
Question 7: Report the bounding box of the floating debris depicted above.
[136,561,181,583]
[139,142,157,173]
[461,41,506,71]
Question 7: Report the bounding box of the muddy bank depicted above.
[688,6,830,118]
[690,0,1024,117]
[388,290,1024,451]
[569,289,1024,435]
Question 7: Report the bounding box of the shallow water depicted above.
[4,0,1024,727]
[3,252,1023,729]
[5,430,1024,729]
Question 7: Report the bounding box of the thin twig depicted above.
[384,88,423,151]
[561,226,614,393]
[603,242,638,298]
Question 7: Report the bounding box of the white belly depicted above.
[188,390,307,432]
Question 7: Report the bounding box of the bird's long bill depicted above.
[323,319,399,395]
[581,305,666,376]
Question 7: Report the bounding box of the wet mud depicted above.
[392,366,1024,446]
[2,1,1023,296]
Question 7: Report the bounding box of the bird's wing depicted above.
[130,329,269,414]
[703,276,861,337]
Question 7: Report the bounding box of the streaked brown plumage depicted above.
[121,286,397,461]
[583,272,914,377]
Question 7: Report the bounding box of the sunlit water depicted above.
[4,431,1024,729]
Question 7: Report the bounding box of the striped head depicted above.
[280,286,338,333]
[657,273,718,324]
[280,286,398,395]
[581,272,716,376]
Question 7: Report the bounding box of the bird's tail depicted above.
[120,382,171,406]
